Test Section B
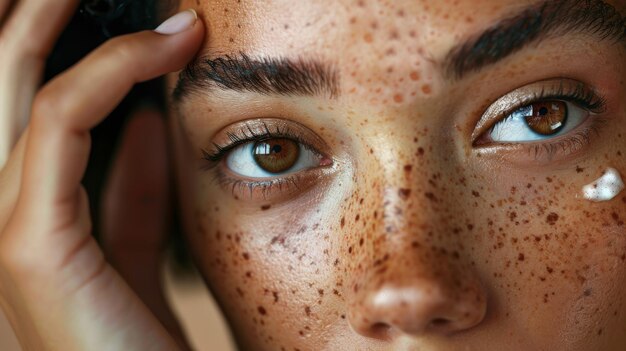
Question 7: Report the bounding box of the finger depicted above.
[0,56,39,169]
[1,0,79,58]
[17,9,203,222]
[102,108,191,350]
[0,0,79,168]
[0,127,28,232]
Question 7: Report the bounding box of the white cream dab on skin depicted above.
[582,168,624,202]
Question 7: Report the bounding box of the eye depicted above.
[226,138,323,178]
[488,100,588,143]
[471,79,608,163]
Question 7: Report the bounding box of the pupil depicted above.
[271,144,282,154]
[538,107,548,116]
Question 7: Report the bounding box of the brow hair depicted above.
[445,0,626,80]
[172,53,339,101]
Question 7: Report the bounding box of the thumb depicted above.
[101,107,191,350]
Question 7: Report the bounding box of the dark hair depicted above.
[80,0,175,37]
[46,0,192,273]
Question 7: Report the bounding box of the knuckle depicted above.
[0,216,52,278]
[0,230,36,276]
[103,35,141,65]
[31,87,61,123]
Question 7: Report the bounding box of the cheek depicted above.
[471,168,626,344]
[186,186,351,348]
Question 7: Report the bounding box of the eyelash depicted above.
[201,123,324,198]
[482,82,608,160]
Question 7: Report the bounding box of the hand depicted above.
[0,1,204,350]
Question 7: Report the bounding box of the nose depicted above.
[348,278,487,338]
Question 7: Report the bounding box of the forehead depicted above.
[176,0,536,104]
[174,0,625,107]
[184,0,533,57]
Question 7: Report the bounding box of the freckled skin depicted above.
[167,0,626,350]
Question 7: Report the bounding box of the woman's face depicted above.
[166,0,626,349]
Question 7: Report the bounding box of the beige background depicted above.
[0,259,236,351]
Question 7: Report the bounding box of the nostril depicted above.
[430,318,451,328]
[370,322,392,339]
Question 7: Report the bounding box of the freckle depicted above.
[546,177,553,183]
[261,204,271,210]
[410,71,420,81]
[424,192,438,202]
[393,94,404,103]
[349,17,357,24]
[364,33,374,43]
[546,212,559,225]
[243,252,250,260]
[273,291,279,302]
[421,84,432,94]
[348,246,353,254]
[258,306,267,315]
[416,147,425,156]
[518,253,525,261]
[229,37,234,43]
[398,188,412,200]
[341,217,345,228]
[472,190,480,197]
[404,165,413,172]
[576,166,584,173]
[359,238,364,246]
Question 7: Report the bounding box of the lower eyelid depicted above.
[474,115,608,166]
[213,164,335,202]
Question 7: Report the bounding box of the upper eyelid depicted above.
[201,120,328,166]
[471,79,606,143]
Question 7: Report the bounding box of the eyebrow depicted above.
[445,0,626,80]
[172,0,625,101]
[172,53,339,101]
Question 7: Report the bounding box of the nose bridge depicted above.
[344,136,487,338]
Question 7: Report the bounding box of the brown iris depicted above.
[523,101,568,135]
[253,138,300,173]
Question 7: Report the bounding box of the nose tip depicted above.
[349,284,486,339]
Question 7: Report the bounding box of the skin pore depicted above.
[165,0,626,350]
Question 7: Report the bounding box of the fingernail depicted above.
[154,9,198,35]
